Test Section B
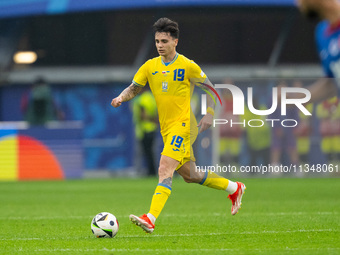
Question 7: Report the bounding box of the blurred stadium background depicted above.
[0,0,339,181]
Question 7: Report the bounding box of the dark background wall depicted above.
[13,7,318,66]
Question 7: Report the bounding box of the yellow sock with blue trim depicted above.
[200,170,230,190]
[148,184,172,220]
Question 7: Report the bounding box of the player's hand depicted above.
[197,113,213,133]
[111,96,123,108]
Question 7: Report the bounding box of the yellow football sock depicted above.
[200,170,229,190]
[148,184,172,219]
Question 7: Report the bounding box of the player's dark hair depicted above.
[153,17,179,39]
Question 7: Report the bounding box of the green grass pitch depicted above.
[0,177,339,254]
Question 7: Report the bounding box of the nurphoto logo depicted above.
[200,84,312,128]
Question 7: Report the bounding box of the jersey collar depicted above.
[161,52,178,66]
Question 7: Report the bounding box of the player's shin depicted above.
[148,183,172,223]
[200,170,237,194]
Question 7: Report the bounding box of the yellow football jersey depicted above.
[132,53,206,135]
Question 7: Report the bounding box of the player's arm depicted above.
[307,78,337,103]
[111,83,143,108]
[205,78,217,111]
[278,78,337,106]
[197,78,216,133]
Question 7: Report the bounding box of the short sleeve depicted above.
[132,62,148,87]
[188,60,207,80]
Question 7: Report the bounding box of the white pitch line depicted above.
[0,215,92,220]
[18,248,241,253]
[0,229,336,241]
[12,247,340,253]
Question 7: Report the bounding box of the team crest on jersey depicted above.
[162,81,168,92]
[162,71,170,76]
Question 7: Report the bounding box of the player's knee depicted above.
[182,176,194,183]
[182,175,202,184]
[179,167,205,184]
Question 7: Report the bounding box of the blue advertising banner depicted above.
[0,83,135,171]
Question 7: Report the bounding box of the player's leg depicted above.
[130,155,179,233]
[177,160,236,191]
[177,160,246,215]
[148,155,178,221]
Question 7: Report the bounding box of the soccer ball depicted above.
[91,212,119,238]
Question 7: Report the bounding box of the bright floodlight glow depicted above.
[13,51,37,64]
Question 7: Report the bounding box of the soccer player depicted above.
[111,17,246,233]
[296,0,340,101]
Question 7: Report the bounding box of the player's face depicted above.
[155,32,178,58]
[296,0,322,20]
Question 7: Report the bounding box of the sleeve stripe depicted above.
[132,80,145,87]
